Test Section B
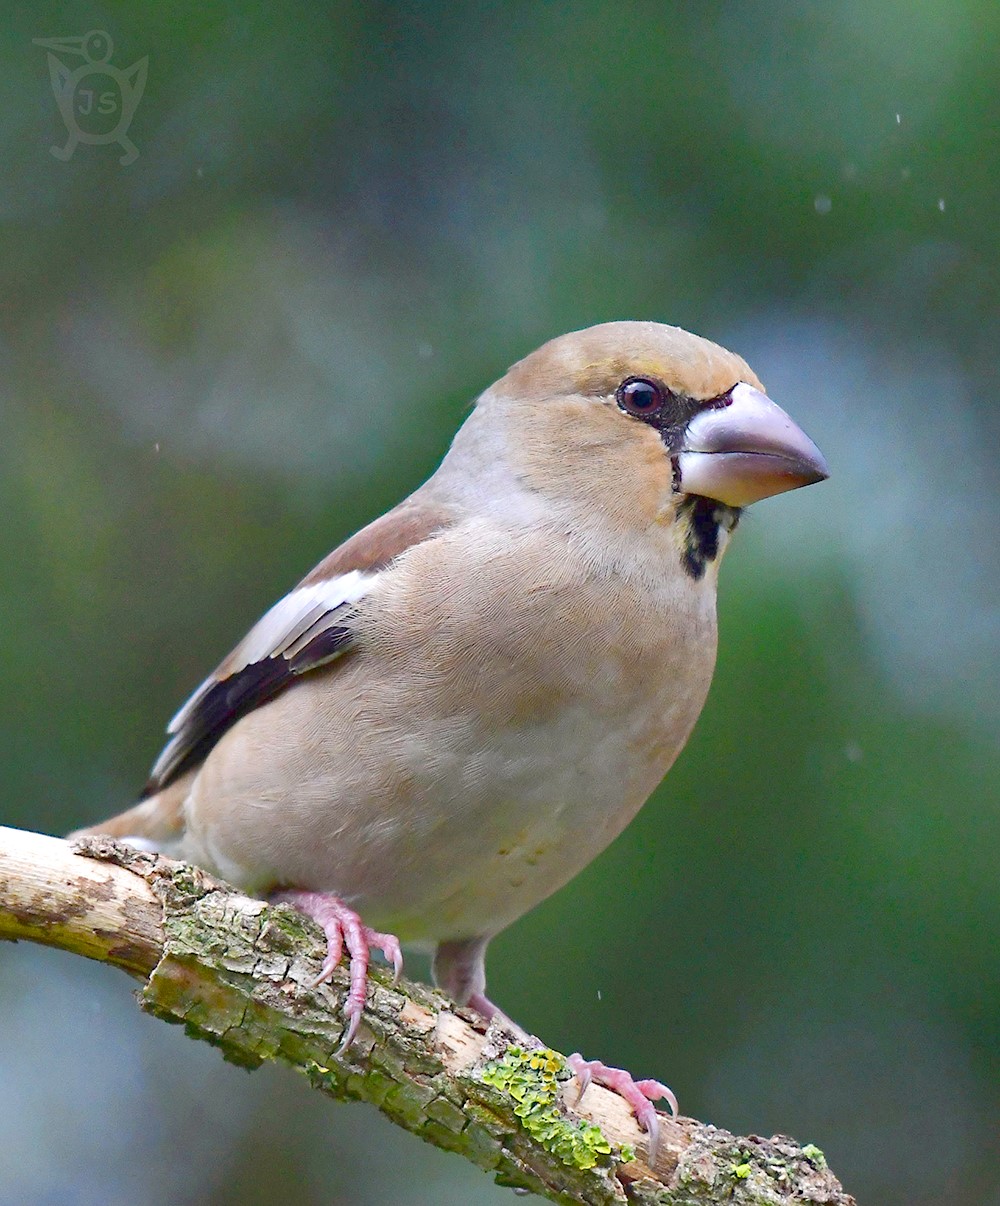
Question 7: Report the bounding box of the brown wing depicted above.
[142,499,451,796]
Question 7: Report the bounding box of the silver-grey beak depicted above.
[677,382,829,507]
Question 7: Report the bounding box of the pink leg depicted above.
[467,991,499,1020]
[432,938,530,1039]
[273,889,403,1051]
[567,1054,678,1165]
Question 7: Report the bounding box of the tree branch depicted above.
[0,826,854,1205]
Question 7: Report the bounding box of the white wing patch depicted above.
[167,570,376,734]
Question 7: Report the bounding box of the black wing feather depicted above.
[142,620,356,797]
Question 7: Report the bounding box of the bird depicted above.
[74,320,828,1156]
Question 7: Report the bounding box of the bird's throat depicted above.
[677,496,741,580]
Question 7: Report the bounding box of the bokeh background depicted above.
[1,3,998,1204]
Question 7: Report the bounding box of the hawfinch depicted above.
[76,321,828,1152]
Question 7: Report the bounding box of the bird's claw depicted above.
[567,1053,677,1165]
[272,889,403,1050]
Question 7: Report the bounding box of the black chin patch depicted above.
[678,497,741,580]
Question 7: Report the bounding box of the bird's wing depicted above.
[143,499,451,796]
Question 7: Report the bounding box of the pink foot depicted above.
[273,889,403,1051]
[567,1053,678,1164]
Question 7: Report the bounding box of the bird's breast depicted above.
[349,520,719,932]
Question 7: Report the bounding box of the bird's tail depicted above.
[69,774,192,851]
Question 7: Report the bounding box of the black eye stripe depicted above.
[615,379,738,433]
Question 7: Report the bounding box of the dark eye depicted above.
[616,377,665,418]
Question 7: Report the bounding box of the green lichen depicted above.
[479,1046,615,1171]
[801,1143,827,1168]
[731,1161,752,1179]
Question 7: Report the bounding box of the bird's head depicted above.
[468,321,828,578]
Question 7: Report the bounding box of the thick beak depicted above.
[677,382,829,507]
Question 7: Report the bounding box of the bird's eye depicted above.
[616,377,665,418]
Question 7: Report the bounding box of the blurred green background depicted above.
[1,3,998,1204]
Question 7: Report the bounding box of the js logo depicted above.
[33,30,148,166]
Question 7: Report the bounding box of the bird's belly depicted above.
[183,633,715,943]
[368,697,702,941]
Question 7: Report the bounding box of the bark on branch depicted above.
[0,825,854,1205]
